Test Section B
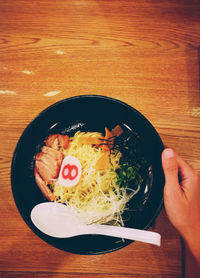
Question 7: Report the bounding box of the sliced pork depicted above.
[34,134,69,201]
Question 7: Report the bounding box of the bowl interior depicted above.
[11,95,164,254]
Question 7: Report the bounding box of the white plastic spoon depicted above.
[31,202,161,246]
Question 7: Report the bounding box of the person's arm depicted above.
[162,148,200,277]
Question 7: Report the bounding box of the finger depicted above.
[175,153,193,180]
[162,148,180,193]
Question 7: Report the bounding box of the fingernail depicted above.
[163,148,174,159]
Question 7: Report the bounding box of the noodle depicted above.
[51,131,139,225]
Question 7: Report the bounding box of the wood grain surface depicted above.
[0,0,200,277]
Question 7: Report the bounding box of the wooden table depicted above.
[1,0,200,277]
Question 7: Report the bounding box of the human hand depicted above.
[162,148,200,247]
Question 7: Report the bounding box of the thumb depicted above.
[162,148,179,192]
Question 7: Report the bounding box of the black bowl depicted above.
[11,95,164,255]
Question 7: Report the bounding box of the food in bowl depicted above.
[34,125,149,226]
[11,95,164,254]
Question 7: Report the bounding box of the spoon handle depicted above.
[88,225,161,246]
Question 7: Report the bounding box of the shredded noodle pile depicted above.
[52,131,139,225]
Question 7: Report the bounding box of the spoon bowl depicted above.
[31,202,161,246]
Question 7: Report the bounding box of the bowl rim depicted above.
[11,94,164,255]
